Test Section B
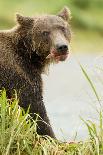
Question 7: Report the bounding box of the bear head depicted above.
[16,7,71,66]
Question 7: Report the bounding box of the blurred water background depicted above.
[0,0,103,141]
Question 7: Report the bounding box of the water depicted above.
[43,53,103,141]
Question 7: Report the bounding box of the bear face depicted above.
[16,7,71,64]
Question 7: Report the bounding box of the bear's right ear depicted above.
[57,6,71,21]
[16,13,34,26]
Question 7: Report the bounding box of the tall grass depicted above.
[1,65,103,155]
[0,89,39,155]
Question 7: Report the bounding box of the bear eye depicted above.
[60,26,66,32]
[42,31,50,37]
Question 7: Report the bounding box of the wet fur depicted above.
[0,7,71,138]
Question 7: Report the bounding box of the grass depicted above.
[0,0,103,31]
[0,89,38,155]
[0,64,103,155]
[71,29,103,53]
[0,0,103,53]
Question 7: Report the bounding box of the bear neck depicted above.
[14,28,49,74]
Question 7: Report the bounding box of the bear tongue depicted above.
[46,52,68,62]
[54,54,68,63]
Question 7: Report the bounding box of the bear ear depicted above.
[57,6,71,21]
[16,13,34,26]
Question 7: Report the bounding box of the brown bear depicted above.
[0,7,71,138]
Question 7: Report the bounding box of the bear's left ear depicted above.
[57,6,71,21]
[16,13,34,26]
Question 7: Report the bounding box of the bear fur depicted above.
[0,7,71,138]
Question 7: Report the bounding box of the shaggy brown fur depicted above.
[0,7,71,138]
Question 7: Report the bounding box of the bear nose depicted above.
[56,44,68,52]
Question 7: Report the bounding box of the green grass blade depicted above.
[80,64,100,102]
[0,89,6,151]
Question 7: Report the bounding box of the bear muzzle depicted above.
[46,45,69,62]
[46,30,70,62]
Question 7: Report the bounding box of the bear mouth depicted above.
[46,49,69,63]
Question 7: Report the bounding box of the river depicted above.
[43,53,103,141]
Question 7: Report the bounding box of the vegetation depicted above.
[71,0,103,32]
[0,0,103,31]
[0,0,103,53]
[0,64,103,155]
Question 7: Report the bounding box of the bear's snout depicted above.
[56,44,68,53]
